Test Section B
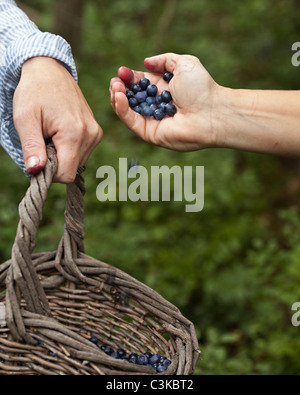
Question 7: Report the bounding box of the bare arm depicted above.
[215,87,300,157]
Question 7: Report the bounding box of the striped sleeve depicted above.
[0,0,78,174]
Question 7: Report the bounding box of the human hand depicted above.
[13,56,102,183]
[110,53,220,151]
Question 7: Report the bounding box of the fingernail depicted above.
[26,156,42,175]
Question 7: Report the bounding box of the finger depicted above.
[110,77,126,111]
[144,53,180,74]
[114,92,148,138]
[118,66,147,87]
[114,92,162,145]
[79,124,103,167]
[52,119,103,184]
[14,111,47,175]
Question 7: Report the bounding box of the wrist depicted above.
[211,85,264,153]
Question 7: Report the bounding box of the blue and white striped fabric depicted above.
[0,0,78,174]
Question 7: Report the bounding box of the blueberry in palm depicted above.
[163,72,174,82]
[165,103,177,116]
[154,109,165,120]
[139,78,150,90]
[147,84,158,97]
[129,97,139,108]
[161,90,172,103]
[130,83,142,94]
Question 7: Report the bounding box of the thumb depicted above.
[14,115,47,175]
[144,53,180,74]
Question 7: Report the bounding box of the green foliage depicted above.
[3,0,300,374]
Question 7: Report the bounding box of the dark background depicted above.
[1,0,300,374]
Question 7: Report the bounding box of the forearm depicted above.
[0,0,78,173]
[215,86,300,157]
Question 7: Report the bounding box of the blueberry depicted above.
[162,358,171,368]
[139,78,150,90]
[159,102,167,112]
[140,101,148,108]
[146,96,156,105]
[129,97,139,108]
[144,352,153,359]
[128,353,138,363]
[130,83,142,94]
[141,105,155,117]
[161,90,172,103]
[104,347,114,355]
[163,72,174,82]
[137,354,149,365]
[147,84,158,97]
[121,355,129,360]
[150,104,158,111]
[117,348,126,357]
[157,364,167,373]
[126,90,135,100]
[165,103,177,116]
[154,109,165,120]
[133,105,142,114]
[149,353,161,365]
[156,95,163,105]
[111,352,120,359]
[89,336,99,344]
[135,91,147,103]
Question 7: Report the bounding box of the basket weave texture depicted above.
[0,145,200,375]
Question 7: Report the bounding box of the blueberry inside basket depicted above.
[0,145,200,375]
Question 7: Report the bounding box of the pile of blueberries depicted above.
[89,336,171,373]
[126,72,177,120]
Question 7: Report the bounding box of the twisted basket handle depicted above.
[5,143,97,343]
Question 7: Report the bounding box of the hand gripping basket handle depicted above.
[5,143,89,344]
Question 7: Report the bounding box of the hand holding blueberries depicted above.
[110,53,218,152]
[111,52,300,157]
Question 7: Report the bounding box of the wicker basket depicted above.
[0,145,200,375]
